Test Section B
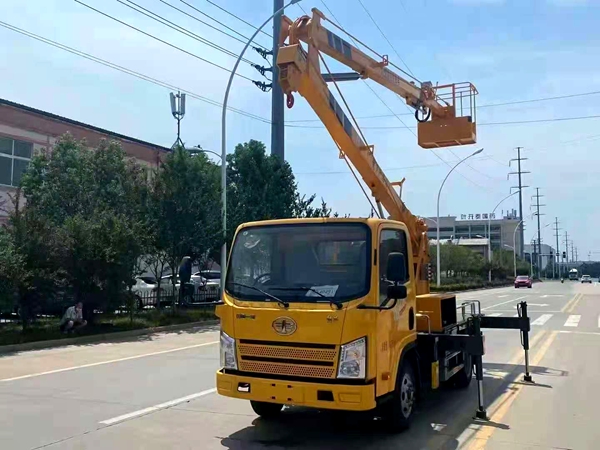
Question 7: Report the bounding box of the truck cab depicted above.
[216,217,477,429]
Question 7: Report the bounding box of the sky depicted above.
[1,0,599,260]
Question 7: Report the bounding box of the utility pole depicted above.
[575,247,578,263]
[532,188,544,278]
[270,0,285,159]
[564,231,569,270]
[554,217,561,279]
[509,147,530,258]
[170,91,186,149]
[571,242,575,263]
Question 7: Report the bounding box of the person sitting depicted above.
[59,302,87,334]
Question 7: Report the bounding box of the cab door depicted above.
[375,227,413,397]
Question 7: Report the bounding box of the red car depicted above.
[514,275,532,288]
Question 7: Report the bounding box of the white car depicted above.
[191,271,220,301]
[581,275,593,284]
[131,276,165,309]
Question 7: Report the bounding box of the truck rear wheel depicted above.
[452,352,473,389]
[382,360,416,432]
[250,401,283,419]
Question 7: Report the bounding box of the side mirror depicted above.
[386,252,407,284]
[387,284,407,300]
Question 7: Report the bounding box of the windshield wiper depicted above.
[230,282,289,308]
[271,286,343,310]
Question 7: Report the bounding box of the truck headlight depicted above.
[220,330,237,370]
[337,337,366,379]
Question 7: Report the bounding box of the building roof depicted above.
[0,98,171,153]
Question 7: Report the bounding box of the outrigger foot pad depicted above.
[475,409,489,420]
[523,374,533,382]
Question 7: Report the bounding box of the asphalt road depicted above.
[1,280,599,449]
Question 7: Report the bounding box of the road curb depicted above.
[0,320,220,355]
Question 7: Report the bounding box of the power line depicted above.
[119,0,258,67]
[295,156,495,175]
[0,20,270,124]
[73,0,256,82]
[178,0,271,48]
[356,0,416,78]
[200,0,273,40]
[286,90,600,123]
[156,0,268,51]
[284,113,600,129]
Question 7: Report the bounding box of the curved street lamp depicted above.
[487,190,520,281]
[436,148,484,287]
[220,0,302,292]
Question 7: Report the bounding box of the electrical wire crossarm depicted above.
[73,0,256,82]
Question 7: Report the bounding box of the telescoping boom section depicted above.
[276,8,477,296]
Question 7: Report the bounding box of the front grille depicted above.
[238,340,338,379]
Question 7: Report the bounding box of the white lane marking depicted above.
[559,330,600,336]
[100,388,217,426]
[487,313,502,317]
[0,340,219,382]
[531,314,553,326]
[498,295,508,298]
[513,313,519,317]
[527,303,549,307]
[564,315,581,327]
[598,315,600,328]
[482,295,529,311]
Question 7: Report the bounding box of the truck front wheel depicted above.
[452,352,473,389]
[250,401,283,419]
[382,360,416,432]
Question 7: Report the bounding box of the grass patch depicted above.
[0,307,217,347]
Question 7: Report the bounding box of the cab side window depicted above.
[379,229,409,304]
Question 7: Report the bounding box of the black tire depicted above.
[527,285,532,289]
[250,401,283,419]
[452,352,473,389]
[381,360,416,432]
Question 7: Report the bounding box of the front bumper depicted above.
[216,370,376,411]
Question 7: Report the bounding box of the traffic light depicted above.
[562,251,567,259]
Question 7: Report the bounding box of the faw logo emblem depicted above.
[272,317,297,336]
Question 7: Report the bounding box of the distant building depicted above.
[424,209,522,253]
[523,243,556,270]
[429,238,490,260]
[0,98,170,224]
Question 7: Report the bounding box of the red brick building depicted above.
[0,98,169,224]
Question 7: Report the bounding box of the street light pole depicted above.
[221,0,302,294]
[511,217,527,278]
[488,190,520,282]
[436,148,484,287]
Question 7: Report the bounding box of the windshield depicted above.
[516,276,529,280]
[225,223,371,302]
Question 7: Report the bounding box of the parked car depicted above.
[514,275,532,288]
[581,275,593,284]
[159,274,198,305]
[131,276,166,309]
[191,271,220,301]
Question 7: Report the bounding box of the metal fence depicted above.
[0,286,221,326]
[132,287,221,311]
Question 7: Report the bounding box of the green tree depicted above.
[146,146,221,300]
[226,140,335,243]
[18,134,148,317]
